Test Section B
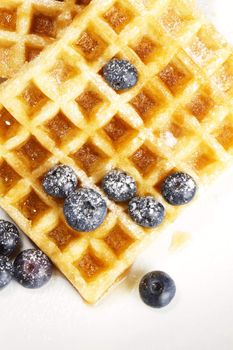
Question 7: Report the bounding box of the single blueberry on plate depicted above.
[14,249,53,289]
[43,165,78,199]
[64,188,107,232]
[139,271,176,308]
[161,172,197,206]
[128,196,165,228]
[102,169,137,202]
[0,255,13,289]
[0,220,20,256]
[103,59,138,91]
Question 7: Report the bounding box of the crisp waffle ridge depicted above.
[0,0,232,303]
[0,0,92,81]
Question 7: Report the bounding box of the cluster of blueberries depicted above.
[42,164,196,308]
[42,165,197,234]
[0,221,52,290]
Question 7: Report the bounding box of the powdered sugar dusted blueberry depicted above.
[102,169,137,202]
[0,220,20,256]
[103,59,138,91]
[162,172,197,206]
[64,188,107,232]
[128,196,165,228]
[13,249,52,289]
[43,165,78,199]
[0,255,13,288]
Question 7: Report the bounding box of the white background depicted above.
[1,1,233,349]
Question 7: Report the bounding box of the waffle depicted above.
[0,0,232,304]
[0,0,92,81]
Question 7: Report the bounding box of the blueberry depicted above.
[0,220,20,256]
[13,249,53,289]
[43,165,78,199]
[0,255,13,289]
[139,271,176,308]
[162,172,197,206]
[64,188,107,232]
[128,196,165,228]
[102,169,137,202]
[103,59,138,91]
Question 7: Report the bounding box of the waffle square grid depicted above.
[0,0,93,81]
[0,0,232,303]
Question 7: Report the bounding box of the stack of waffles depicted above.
[0,0,232,303]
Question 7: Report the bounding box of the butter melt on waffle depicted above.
[0,0,232,303]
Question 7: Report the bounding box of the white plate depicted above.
[1,1,233,349]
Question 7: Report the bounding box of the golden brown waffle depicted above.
[0,0,92,80]
[0,0,233,303]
